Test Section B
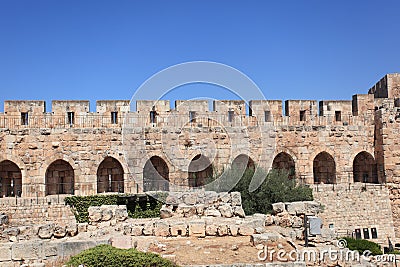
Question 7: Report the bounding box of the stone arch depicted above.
[97,157,124,193]
[188,154,213,187]
[45,159,75,195]
[232,154,255,170]
[313,152,336,184]
[353,151,378,183]
[272,152,296,179]
[0,160,22,197]
[143,156,169,191]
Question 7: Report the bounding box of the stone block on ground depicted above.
[218,204,233,218]
[170,221,187,236]
[88,206,102,222]
[53,225,67,238]
[204,207,221,217]
[272,202,286,214]
[205,224,218,236]
[233,206,245,218]
[230,192,242,206]
[110,235,132,249]
[251,233,280,245]
[154,221,170,237]
[188,220,206,237]
[238,223,255,236]
[0,243,12,262]
[38,224,54,239]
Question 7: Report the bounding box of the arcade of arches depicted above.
[313,152,336,184]
[97,157,124,193]
[188,154,213,187]
[353,152,378,184]
[272,152,295,179]
[143,156,169,192]
[45,160,75,195]
[0,151,383,197]
[0,160,22,197]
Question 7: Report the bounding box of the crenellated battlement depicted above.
[0,97,382,129]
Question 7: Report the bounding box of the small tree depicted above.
[231,167,313,215]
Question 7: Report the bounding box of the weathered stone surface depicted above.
[204,207,221,217]
[101,208,113,221]
[109,235,132,249]
[230,192,242,206]
[188,220,205,237]
[265,214,274,226]
[218,204,233,218]
[38,224,54,239]
[205,224,218,236]
[88,206,102,222]
[67,223,78,236]
[217,224,229,236]
[131,225,144,236]
[77,223,88,233]
[12,242,43,260]
[170,222,187,236]
[229,224,239,236]
[0,214,9,225]
[143,222,154,236]
[3,228,19,237]
[160,205,173,219]
[251,233,280,245]
[238,224,254,236]
[0,243,12,261]
[182,193,197,205]
[154,221,169,237]
[115,206,128,221]
[233,206,245,218]
[195,204,205,216]
[53,225,67,238]
[272,202,286,214]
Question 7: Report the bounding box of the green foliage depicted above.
[65,193,166,223]
[228,167,313,215]
[343,237,383,255]
[66,244,179,267]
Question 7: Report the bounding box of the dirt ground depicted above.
[148,235,295,265]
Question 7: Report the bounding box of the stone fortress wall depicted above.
[1,74,400,242]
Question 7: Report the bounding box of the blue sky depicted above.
[0,0,399,112]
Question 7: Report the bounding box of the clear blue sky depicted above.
[0,0,399,112]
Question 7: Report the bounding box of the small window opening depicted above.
[354,228,362,239]
[111,112,118,124]
[189,111,196,122]
[67,112,75,125]
[371,228,378,239]
[21,112,29,125]
[264,110,271,122]
[228,110,234,122]
[363,228,370,239]
[300,110,306,121]
[335,111,342,121]
[150,111,157,123]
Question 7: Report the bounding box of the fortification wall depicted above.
[313,184,395,245]
[0,196,75,226]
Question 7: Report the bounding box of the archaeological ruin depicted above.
[1,73,400,257]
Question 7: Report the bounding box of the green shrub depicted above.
[66,244,179,267]
[65,193,166,223]
[215,167,313,215]
[343,237,382,255]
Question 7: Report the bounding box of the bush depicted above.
[219,167,313,215]
[343,237,382,255]
[66,244,179,267]
[65,193,166,223]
